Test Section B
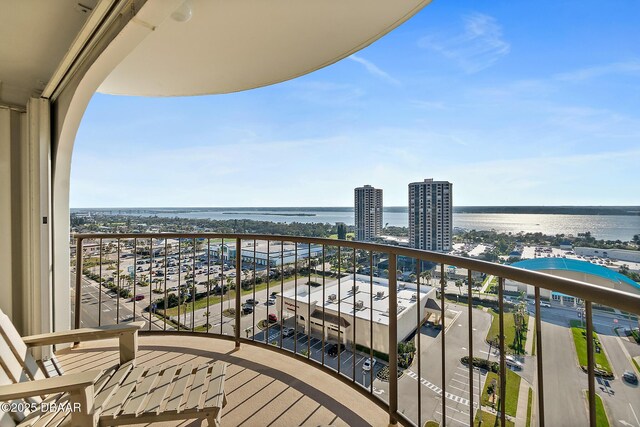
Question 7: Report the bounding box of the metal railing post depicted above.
[498,277,506,427]
[468,270,474,427]
[585,301,596,427]
[388,252,398,425]
[440,263,446,426]
[74,237,83,331]
[98,238,102,326]
[535,287,545,427]
[235,237,242,348]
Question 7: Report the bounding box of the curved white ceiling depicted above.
[98,0,431,97]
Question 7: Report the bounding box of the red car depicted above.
[268,313,278,323]
[132,295,144,301]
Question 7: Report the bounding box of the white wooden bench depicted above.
[0,309,226,426]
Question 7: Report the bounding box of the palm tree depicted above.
[420,270,432,285]
[455,279,463,295]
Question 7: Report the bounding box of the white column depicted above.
[0,101,50,345]
[0,107,20,323]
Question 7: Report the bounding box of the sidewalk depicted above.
[514,381,531,427]
[480,275,494,293]
[525,314,535,355]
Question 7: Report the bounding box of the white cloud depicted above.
[419,13,510,73]
[348,54,400,85]
[554,61,640,82]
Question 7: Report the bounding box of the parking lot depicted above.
[253,325,384,388]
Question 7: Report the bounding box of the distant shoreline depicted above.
[71,206,640,216]
[222,212,316,217]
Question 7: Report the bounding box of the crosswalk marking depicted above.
[405,370,471,407]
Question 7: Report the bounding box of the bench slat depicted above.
[142,365,178,415]
[94,363,133,412]
[100,366,146,417]
[184,364,210,411]
[0,311,46,383]
[163,364,192,413]
[120,365,162,417]
[29,396,70,427]
[203,362,226,410]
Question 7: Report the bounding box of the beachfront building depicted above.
[408,179,453,251]
[354,185,383,241]
[276,277,438,354]
[208,241,323,267]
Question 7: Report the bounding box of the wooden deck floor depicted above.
[55,334,388,427]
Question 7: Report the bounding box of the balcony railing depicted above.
[72,233,640,427]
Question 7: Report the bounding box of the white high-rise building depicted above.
[408,179,452,251]
[354,185,383,241]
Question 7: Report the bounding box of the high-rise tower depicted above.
[354,185,383,241]
[408,179,452,251]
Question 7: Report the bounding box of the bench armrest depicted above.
[0,370,102,401]
[23,322,145,364]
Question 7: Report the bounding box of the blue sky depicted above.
[71,1,640,208]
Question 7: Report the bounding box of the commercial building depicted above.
[507,258,640,304]
[208,241,322,267]
[354,185,383,241]
[408,179,453,251]
[276,277,438,354]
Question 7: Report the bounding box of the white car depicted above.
[505,355,523,370]
[540,302,551,308]
[362,357,377,371]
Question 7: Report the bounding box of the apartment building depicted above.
[408,179,453,251]
[354,185,383,241]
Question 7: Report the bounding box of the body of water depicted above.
[85,207,640,242]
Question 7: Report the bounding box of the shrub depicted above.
[461,356,499,373]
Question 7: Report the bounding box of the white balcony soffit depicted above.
[98,0,432,96]
[0,0,99,107]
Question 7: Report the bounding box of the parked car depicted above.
[282,327,295,337]
[131,295,144,301]
[267,296,276,305]
[245,298,259,306]
[242,304,253,314]
[362,357,376,371]
[268,313,278,323]
[505,355,523,370]
[327,343,345,357]
[622,371,638,384]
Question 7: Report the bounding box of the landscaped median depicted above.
[461,356,521,426]
[486,308,529,355]
[480,369,521,418]
[569,320,613,378]
[583,391,610,427]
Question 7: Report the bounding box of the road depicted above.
[535,301,640,427]
[73,263,640,427]
[379,304,494,426]
[71,271,166,330]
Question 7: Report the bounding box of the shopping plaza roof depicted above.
[512,258,640,290]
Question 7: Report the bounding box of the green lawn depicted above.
[486,310,529,354]
[584,392,610,427]
[570,320,612,374]
[480,370,521,417]
[633,357,640,373]
[525,388,533,427]
[474,410,515,427]
[424,421,439,427]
